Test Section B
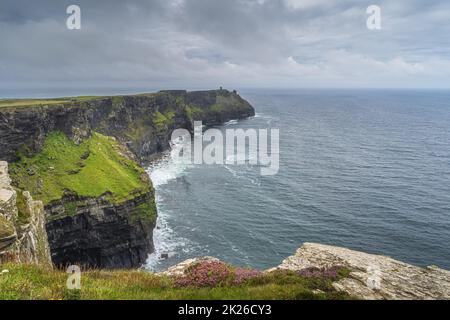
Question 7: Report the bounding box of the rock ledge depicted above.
[272,243,450,300]
[160,243,450,300]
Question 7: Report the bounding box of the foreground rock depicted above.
[0,161,51,265]
[273,243,450,300]
[160,257,220,277]
[161,243,450,300]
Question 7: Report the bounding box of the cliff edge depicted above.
[271,243,450,300]
[0,89,255,269]
[1,242,449,300]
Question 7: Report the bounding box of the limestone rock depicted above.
[160,257,220,277]
[15,191,52,265]
[0,161,52,266]
[273,243,450,300]
[0,161,17,222]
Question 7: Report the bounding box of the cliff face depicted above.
[45,193,155,269]
[0,89,255,269]
[0,161,52,265]
[0,90,255,163]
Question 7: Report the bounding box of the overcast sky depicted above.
[1,0,450,96]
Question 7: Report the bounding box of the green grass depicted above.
[0,263,353,300]
[0,96,110,109]
[153,111,175,129]
[131,201,157,224]
[0,215,15,239]
[15,190,31,225]
[111,96,125,107]
[0,93,162,109]
[184,105,203,120]
[10,131,151,205]
[0,99,70,108]
[69,96,104,102]
[63,202,77,217]
[211,103,223,113]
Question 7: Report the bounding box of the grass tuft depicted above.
[10,131,151,205]
[0,263,354,300]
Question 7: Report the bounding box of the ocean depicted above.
[145,89,450,272]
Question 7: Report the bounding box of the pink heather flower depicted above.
[232,268,263,285]
[174,261,263,288]
[174,261,231,288]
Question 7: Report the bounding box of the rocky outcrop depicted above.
[0,162,17,222]
[160,257,220,277]
[0,161,51,265]
[272,243,450,300]
[1,161,20,260]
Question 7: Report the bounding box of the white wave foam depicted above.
[147,142,191,187]
[253,112,277,125]
[224,165,261,186]
[254,112,270,119]
[144,200,194,271]
[145,142,195,271]
[224,119,239,126]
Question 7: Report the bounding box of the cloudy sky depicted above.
[1,0,450,96]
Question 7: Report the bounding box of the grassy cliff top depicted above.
[0,89,230,109]
[9,131,152,205]
[0,262,352,300]
[0,96,107,109]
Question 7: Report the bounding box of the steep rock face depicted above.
[0,105,92,162]
[273,243,450,300]
[0,161,51,265]
[45,193,155,269]
[0,90,255,269]
[0,90,255,163]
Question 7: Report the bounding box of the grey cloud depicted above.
[1,0,450,95]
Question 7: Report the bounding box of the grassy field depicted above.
[0,99,70,108]
[10,131,152,206]
[0,262,353,300]
[0,96,107,108]
[0,94,163,109]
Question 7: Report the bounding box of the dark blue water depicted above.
[146,89,450,271]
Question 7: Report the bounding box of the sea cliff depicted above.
[0,89,255,268]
